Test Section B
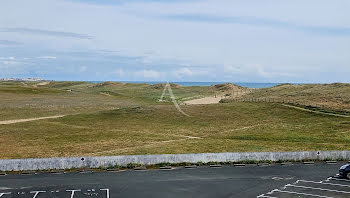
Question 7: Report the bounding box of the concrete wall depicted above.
[0,150,349,171]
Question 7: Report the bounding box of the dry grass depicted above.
[242,83,350,111]
[0,81,349,159]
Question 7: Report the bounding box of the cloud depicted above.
[173,67,193,78]
[0,28,93,39]
[0,56,15,60]
[79,66,87,72]
[2,60,19,65]
[0,40,21,46]
[37,56,57,59]
[112,68,125,77]
[163,14,350,36]
[255,65,296,78]
[135,69,160,79]
[224,65,244,74]
[0,0,348,83]
[68,0,199,5]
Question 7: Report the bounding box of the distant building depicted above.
[0,77,44,82]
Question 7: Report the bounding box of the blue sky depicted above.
[0,0,349,82]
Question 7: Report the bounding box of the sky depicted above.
[0,0,349,83]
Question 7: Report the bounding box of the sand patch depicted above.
[0,115,65,125]
[183,96,224,105]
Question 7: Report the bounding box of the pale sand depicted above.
[36,81,50,86]
[183,96,224,105]
[0,115,65,125]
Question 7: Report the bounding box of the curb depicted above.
[134,167,147,171]
[234,164,246,167]
[1,150,349,171]
[159,166,173,170]
[184,165,197,169]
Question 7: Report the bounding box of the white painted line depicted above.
[266,189,279,195]
[297,180,322,184]
[294,180,302,184]
[100,189,110,198]
[324,177,333,182]
[30,191,46,198]
[321,182,350,188]
[275,189,333,198]
[298,179,350,188]
[287,184,350,194]
[0,192,11,197]
[294,180,350,188]
[328,178,350,182]
[257,195,277,198]
[66,190,81,198]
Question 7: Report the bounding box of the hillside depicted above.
[0,81,349,159]
[240,83,350,111]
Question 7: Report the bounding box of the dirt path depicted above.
[183,96,224,105]
[0,115,65,125]
[282,104,350,118]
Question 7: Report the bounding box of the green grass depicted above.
[0,81,349,159]
[0,102,349,159]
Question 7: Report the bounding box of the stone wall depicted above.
[0,150,349,171]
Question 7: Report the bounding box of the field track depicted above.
[0,115,65,125]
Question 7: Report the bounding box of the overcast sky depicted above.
[0,0,349,83]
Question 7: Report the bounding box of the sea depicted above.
[90,81,286,88]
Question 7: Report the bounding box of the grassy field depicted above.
[241,83,350,112]
[0,81,349,159]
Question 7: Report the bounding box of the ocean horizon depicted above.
[90,81,292,88]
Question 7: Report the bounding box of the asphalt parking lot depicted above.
[0,162,348,197]
[258,177,350,198]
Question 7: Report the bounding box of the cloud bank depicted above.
[0,0,349,83]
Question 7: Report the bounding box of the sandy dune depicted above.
[183,96,223,105]
[0,115,65,125]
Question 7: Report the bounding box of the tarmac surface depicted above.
[0,162,348,198]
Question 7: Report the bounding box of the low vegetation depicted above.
[240,83,350,111]
[0,81,349,159]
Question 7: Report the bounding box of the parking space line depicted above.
[287,184,350,194]
[327,178,350,183]
[30,191,46,198]
[66,190,81,198]
[298,179,350,188]
[321,182,350,188]
[100,189,110,198]
[296,180,321,184]
[257,195,277,198]
[274,189,333,198]
[259,177,350,198]
[0,193,11,197]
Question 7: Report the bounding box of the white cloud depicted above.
[224,65,244,74]
[2,60,19,65]
[37,56,57,59]
[79,66,87,72]
[173,67,193,78]
[255,64,297,78]
[112,68,125,77]
[0,0,348,82]
[0,56,15,60]
[135,69,160,79]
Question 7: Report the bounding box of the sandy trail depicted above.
[183,96,224,105]
[282,104,350,118]
[0,115,65,125]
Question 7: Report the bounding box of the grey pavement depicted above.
[0,162,347,198]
